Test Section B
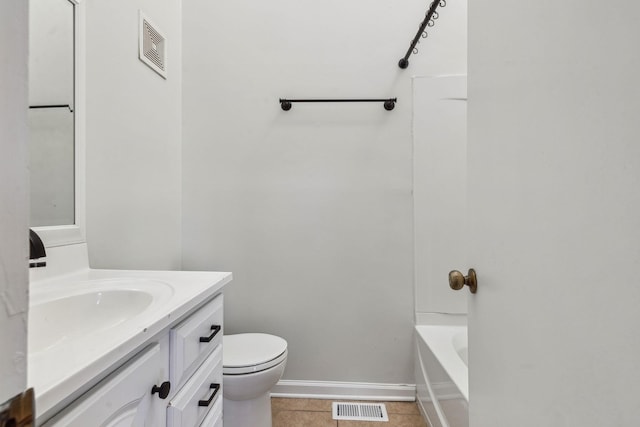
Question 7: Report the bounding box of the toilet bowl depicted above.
[223,333,287,427]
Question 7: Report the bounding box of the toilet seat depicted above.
[223,333,288,375]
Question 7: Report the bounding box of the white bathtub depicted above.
[415,325,469,427]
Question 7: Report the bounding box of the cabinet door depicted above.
[42,342,169,427]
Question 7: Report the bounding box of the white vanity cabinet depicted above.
[41,293,224,427]
[168,294,224,427]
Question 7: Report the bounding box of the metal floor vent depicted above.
[332,402,389,422]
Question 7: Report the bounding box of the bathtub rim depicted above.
[415,324,469,401]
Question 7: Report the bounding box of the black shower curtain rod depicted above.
[398,0,445,69]
[279,98,397,111]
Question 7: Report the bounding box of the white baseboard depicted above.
[271,380,416,402]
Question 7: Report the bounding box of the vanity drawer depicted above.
[167,345,223,427]
[199,395,222,427]
[170,294,223,387]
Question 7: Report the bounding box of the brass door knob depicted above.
[449,268,477,294]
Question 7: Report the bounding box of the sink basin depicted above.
[29,278,173,353]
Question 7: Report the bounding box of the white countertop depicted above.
[28,266,231,422]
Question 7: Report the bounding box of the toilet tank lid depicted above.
[223,333,288,367]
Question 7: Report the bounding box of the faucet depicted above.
[29,229,46,268]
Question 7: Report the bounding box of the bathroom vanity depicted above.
[29,244,231,427]
[26,0,231,424]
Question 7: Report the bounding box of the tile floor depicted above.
[272,398,429,427]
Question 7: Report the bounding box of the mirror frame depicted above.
[31,0,85,247]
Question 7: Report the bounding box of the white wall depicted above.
[0,0,29,401]
[182,0,465,384]
[413,75,467,316]
[85,0,182,270]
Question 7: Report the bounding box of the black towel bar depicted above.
[279,98,397,111]
[29,104,74,112]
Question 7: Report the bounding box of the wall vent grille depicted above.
[139,11,167,79]
[332,402,389,422]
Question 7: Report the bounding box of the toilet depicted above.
[222,333,288,427]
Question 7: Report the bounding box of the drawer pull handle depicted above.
[151,381,171,399]
[199,325,221,343]
[198,383,221,407]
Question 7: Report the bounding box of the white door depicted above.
[467,3,640,426]
[0,0,30,407]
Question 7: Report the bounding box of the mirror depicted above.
[28,0,75,227]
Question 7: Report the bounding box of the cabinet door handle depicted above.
[151,381,171,399]
[198,383,221,407]
[199,325,221,343]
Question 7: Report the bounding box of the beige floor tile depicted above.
[338,413,428,427]
[271,398,429,427]
[383,401,421,415]
[273,410,337,427]
[272,397,333,413]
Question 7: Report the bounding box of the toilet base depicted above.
[223,393,272,427]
